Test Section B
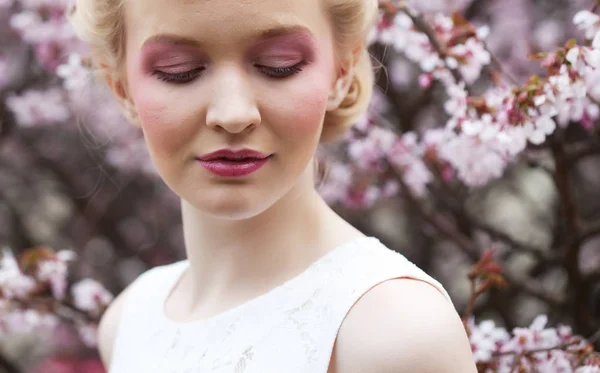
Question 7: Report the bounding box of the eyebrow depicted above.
[141,24,315,49]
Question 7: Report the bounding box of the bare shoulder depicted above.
[330,278,477,373]
[96,271,146,370]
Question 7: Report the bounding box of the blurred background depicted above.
[1,0,600,372]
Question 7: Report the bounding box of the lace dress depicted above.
[108,236,453,373]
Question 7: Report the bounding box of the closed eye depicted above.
[153,61,308,84]
[255,61,307,78]
[152,67,205,84]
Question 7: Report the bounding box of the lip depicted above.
[196,149,272,177]
[198,149,271,161]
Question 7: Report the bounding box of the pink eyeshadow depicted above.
[249,32,318,62]
[140,44,207,71]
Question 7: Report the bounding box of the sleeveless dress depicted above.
[108,236,454,373]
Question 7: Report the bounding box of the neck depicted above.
[178,164,362,312]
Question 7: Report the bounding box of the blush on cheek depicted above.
[127,67,195,158]
[281,59,334,137]
[128,69,167,131]
[276,85,329,143]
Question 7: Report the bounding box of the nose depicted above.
[206,66,261,134]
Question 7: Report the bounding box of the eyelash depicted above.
[152,61,307,84]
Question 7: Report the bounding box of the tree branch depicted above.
[550,133,580,254]
[469,220,562,264]
[549,131,593,331]
[579,219,600,245]
[0,353,22,373]
[389,161,567,307]
[393,168,480,262]
[566,137,600,165]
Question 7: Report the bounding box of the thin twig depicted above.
[484,40,521,86]
[395,2,471,93]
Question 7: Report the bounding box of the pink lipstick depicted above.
[196,149,272,177]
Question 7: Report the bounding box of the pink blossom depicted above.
[387,133,433,196]
[437,134,509,187]
[348,139,385,170]
[348,127,396,170]
[402,160,432,196]
[75,321,98,348]
[449,37,491,84]
[444,83,468,118]
[576,366,600,373]
[342,185,381,209]
[6,88,70,127]
[501,315,562,355]
[317,162,354,205]
[37,250,77,300]
[418,72,434,88]
[71,279,114,315]
[0,308,59,336]
[56,53,90,91]
[381,180,400,198]
[0,249,36,299]
[468,318,510,362]
[573,10,600,39]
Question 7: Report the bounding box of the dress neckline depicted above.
[157,236,376,328]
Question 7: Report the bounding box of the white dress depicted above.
[108,236,454,372]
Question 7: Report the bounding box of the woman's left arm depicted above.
[332,278,478,373]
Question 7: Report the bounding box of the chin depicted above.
[188,189,281,221]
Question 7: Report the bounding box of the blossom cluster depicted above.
[0,248,113,347]
[324,6,600,209]
[8,0,78,71]
[4,0,150,172]
[469,315,599,373]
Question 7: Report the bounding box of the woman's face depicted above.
[120,0,339,219]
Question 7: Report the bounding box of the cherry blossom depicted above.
[37,250,77,300]
[6,88,71,127]
[0,249,36,300]
[56,53,90,91]
[467,318,510,362]
[74,321,99,348]
[71,278,114,316]
[468,315,598,372]
[0,308,60,337]
[574,10,600,39]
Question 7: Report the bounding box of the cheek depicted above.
[263,61,333,143]
[127,65,197,159]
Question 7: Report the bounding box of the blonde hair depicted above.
[69,0,378,142]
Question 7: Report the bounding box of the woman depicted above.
[69,0,477,371]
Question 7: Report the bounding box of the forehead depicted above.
[124,0,332,51]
